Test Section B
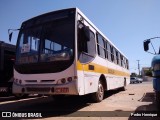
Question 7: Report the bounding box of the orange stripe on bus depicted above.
[77,61,130,77]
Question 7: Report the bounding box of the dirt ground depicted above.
[42,81,158,120]
[0,81,159,120]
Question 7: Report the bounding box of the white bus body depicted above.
[13,8,130,102]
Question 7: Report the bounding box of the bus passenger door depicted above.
[77,21,96,94]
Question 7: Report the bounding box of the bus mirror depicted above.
[143,40,150,51]
[8,29,20,42]
[9,32,13,42]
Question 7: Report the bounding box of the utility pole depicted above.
[137,60,140,76]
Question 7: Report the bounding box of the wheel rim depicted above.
[98,82,104,100]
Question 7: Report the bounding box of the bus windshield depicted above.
[16,17,74,65]
[15,10,75,74]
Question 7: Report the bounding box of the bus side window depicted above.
[97,33,105,58]
[78,23,87,53]
[120,55,123,67]
[122,57,125,68]
[124,58,129,69]
[118,52,121,66]
[87,30,96,56]
[105,40,108,59]
[116,50,119,65]
[78,22,95,56]
[78,22,96,63]
[123,58,126,68]
[107,42,112,61]
[110,46,114,62]
[126,59,129,69]
[113,48,117,64]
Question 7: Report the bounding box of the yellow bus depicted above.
[12,8,130,102]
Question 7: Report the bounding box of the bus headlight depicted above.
[57,76,77,84]
[153,64,160,71]
[67,77,72,82]
[14,78,22,84]
[61,78,66,84]
[19,80,22,84]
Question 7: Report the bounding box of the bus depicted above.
[0,41,15,96]
[12,8,130,102]
[143,37,160,109]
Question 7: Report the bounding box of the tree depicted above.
[145,69,152,77]
[130,73,137,77]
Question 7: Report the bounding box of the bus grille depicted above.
[26,87,51,92]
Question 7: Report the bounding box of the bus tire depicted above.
[156,91,160,110]
[91,80,104,102]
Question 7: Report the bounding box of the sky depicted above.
[0,0,160,74]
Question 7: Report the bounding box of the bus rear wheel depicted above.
[91,80,104,102]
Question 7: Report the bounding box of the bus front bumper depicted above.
[12,81,78,95]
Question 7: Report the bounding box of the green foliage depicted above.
[144,69,152,77]
[145,70,152,77]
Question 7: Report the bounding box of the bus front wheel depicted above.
[91,80,104,102]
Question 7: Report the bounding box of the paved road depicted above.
[0,81,159,120]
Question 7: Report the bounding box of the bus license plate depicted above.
[55,87,69,93]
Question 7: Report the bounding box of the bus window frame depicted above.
[96,33,106,59]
